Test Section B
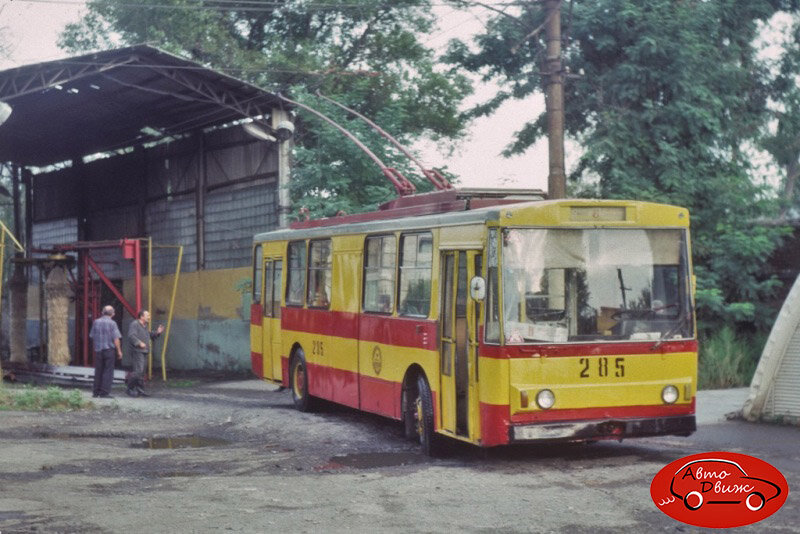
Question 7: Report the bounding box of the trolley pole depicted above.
[544,0,566,199]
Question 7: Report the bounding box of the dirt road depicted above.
[1,380,797,533]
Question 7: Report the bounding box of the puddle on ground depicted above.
[0,511,31,521]
[132,436,231,449]
[35,431,127,439]
[328,451,426,469]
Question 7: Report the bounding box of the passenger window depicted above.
[307,240,332,308]
[364,235,396,313]
[398,232,432,317]
[286,241,306,306]
[485,229,500,343]
[273,260,282,318]
[252,244,263,304]
[263,261,273,317]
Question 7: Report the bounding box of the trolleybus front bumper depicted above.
[510,415,695,442]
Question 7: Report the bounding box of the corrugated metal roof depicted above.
[0,45,284,166]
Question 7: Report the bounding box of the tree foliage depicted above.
[761,16,800,217]
[449,0,798,329]
[59,0,471,217]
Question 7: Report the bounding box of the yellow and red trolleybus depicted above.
[250,191,697,454]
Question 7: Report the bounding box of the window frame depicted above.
[252,244,263,305]
[307,239,332,309]
[362,234,397,315]
[286,240,307,307]
[398,231,433,318]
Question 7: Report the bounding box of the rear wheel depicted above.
[403,379,420,441]
[414,374,439,456]
[290,349,314,412]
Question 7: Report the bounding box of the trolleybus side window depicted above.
[286,240,307,307]
[364,235,396,314]
[307,239,332,308]
[485,229,500,343]
[252,244,263,305]
[272,260,282,318]
[263,261,274,317]
[398,232,433,317]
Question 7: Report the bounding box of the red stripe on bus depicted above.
[250,351,263,378]
[359,315,437,350]
[508,398,696,424]
[290,358,439,424]
[359,375,402,419]
[306,362,359,409]
[479,399,696,445]
[282,307,359,339]
[250,303,263,326]
[480,403,512,446]
[281,307,438,350]
[479,340,698,359]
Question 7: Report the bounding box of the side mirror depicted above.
[470,276,486,301]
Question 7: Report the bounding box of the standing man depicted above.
[89,305,123,398]
[126,310,164,397]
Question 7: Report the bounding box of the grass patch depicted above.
[0,385,91,411]
[698,327,765,389]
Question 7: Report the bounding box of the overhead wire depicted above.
[51,60,370,77]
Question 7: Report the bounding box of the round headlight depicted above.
[662,385,679,404]
[536,389,555,409]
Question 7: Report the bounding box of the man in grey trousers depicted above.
[126,310,164,397]
[90,305,123,398]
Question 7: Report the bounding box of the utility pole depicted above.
[544,0,566,199]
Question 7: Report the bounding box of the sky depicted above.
[0,0,554,191]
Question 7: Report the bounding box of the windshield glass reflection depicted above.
[495,228,693,344]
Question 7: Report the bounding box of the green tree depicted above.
[59,0,471,217]
[761,16,800,218]
[449,0,797,329]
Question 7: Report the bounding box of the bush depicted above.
[698,327,765,389]
[0,385,92,411]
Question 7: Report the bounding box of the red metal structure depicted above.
[42,238,147,366]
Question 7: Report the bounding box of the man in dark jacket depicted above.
[126,310,164,397]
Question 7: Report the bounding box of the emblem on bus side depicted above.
[650,451,788,528]
[372,346,382,375]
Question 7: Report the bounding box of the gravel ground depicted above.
[1,380,796,533]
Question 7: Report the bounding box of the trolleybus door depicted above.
[261,258,283,382]
[440,250,481,438]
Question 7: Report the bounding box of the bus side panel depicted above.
[358,315,438,419]
[282,307,360,408]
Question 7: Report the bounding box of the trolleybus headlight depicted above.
[536,389,555,409]
[661,385,679,404]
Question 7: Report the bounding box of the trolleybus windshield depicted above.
[499,228,693,344]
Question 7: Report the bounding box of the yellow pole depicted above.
[0,221,25,253]
[160,245,182,381]
[147,238,153,379]
[0,223,24,330]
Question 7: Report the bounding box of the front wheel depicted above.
[290,349,315,412]
[414,374,439,456]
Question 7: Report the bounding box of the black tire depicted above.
[414,374,439,456]
[402,380,418,441]
[289,349,314,412]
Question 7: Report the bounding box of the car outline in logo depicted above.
[669,458,782,512]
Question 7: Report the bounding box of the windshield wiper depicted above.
[651,311,690,351]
